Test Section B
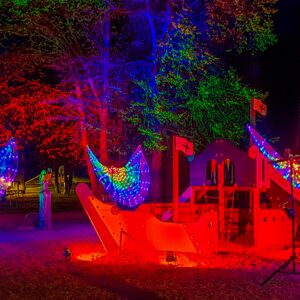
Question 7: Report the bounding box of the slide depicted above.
[76,183,218,254]
[269,166,300,202]
[247,125,300,219]
[269,166,300,221]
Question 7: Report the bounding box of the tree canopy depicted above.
[0,0,277,163]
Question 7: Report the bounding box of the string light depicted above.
[0,138,18,196]
[87,145,150,208]
[247,125,300,189]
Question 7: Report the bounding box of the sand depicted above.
[0,210,299,300]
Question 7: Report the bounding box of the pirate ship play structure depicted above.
[76,100,300,254]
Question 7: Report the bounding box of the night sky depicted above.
[232,0,300,152]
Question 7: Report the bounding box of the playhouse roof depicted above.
[196,139,248,163]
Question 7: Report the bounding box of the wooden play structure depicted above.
[75,99,299,253]
[179,136,299,249]
[76,124,300,253]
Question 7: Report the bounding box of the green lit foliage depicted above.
[205,0,278,54]
[155,11,267,151]
[124,9,200,150]
[1,0,104,58]
[123,79,166,151]
[8,0,105,15]
[157,17,203,100]
[125,3,269,152]
[186,69,266,149]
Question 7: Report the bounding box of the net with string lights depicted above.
[0,138,18,197]
[247,125,300,189]
[87,145,150,208]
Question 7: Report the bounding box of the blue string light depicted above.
[0,138,18,196]
[247,125,300,189]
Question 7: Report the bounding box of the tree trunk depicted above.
[145,1,162,201]
[74,80,98,194]
[99,7,110,164]
[145,1,174,201]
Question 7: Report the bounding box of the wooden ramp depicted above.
[76,183,218,253]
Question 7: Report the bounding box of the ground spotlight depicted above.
[166,251,177,265]
[63,247,72,260]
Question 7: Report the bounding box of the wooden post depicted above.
[256,153,263,188]
[252,188,260,247]
[191,186,195,222]
[250,99,256,146]
[172,136,179,222]
[218,161,225,239]
[250,98,256,128]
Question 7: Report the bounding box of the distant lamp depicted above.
[63,247,72,260]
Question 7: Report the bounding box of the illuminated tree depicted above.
[186,69,265,148]
[205,0,278,54]
[124,0,276,152]
[122,0,274,199]
[0,0,278,198]
[0,0,122,191]
[0,51,82,178]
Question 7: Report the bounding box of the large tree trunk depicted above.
[145,1,161,200]
[74,80,98,194]
[145,0,173,201]
[99,7,110,164]
[74,8,111,196]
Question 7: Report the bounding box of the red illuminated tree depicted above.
[0,51,82,162]
[0,0,125,192]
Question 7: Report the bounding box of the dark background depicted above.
[232,0,300,152]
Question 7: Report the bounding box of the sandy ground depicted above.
[0,210,300,300]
